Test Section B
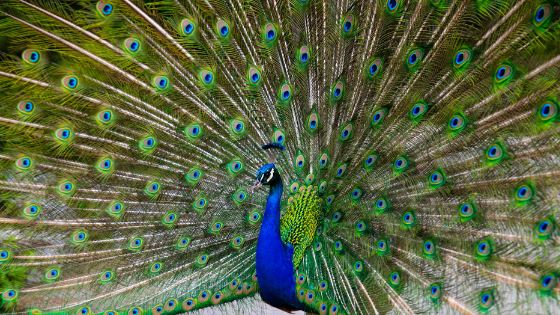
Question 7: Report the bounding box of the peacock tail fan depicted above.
[0,0,559,314]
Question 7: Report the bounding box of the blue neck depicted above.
[256,178,304,310]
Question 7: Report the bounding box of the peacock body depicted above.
[0,0,560,314]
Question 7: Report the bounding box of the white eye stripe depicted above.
[259,174,265,181]
[266,169,275,182]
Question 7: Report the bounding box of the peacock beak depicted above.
[252,179,262,192]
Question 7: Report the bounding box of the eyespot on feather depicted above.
[180,18,196,36]
[428,170,445,188]
[298,46,311,65]
[57,179,76,196]
[15,155,33,171]
[124,38,141,54]
[278,83,292,103]
[182,299,196,311]
[537,100,558,123]
[536,218,555,239]
[54,126,73,143]
[386,0,401,13]
[0,249,12,263]
[485,143,505,163]
[76,307,91,315]
[247,66,262,85]
[406,48,423,68]
[224,233,240,248]
[307,112,319,132]
[22,49,41,64]
[325,194,335,206]
[371,108,386,126]
[176,236,190,250]
[45,268,61,281]
[216,20,230,38]
[368,58,383,78]
[290,182,299,193]
[494,63,514,84]
[341,14,355,34]
[128,237,144,251]
[539,273,557,292]
[100,270,114,283]
[273,129,286,144]
[458,201,476,221]
[410,101,428,120]
[186,168,203,183]
[162,212,178,226]
[152,75,170,91]
[429,283,441,301]
[475,239,492,259]
[149,262,162,274]
[515,184,533,203]
[96,1,113,17]
[151,304,164,315]
[229,279,240,291]
[314,242,322,251]
[193,197,208,212]
[96,156,114,175]
[61,75,80,91]
[423,240,436,257]
[165,299,178,312]
[139,135,157,153]
[364,153,378,169]
[70,230,88,244]
[393,155,409,174]
[231,120,246,135]
[377,239,388,255]
[389,271,401,286]
[319,180,327,192]
[295,153,306,169]
[263,23,278,42]
[248,211,261,224]
[351,188,363,201]
[533,4,552,27]
[355,221,367,234]
[17,100,36,116]
[453,48,472,68]
[233,190,247,204]
[319,281,328,291]
[375,197,388,213]
[128,307,142,315]
[340,123,353,141]
[318,301,328,315]
[305,290,315,304]
[305,173,314,184]
[448,114,467,133]
[334,240,344,253]
[297,274,306,285]
[22,203,41,219]
[319,152,329,168]
[197,290,210,303]
[332,81,344,101]
[96,109,115,126]
[144,180,161,196]
[211,291,224,304]
[210,221,223,234]
[401,211,416,227]
[479,291,494,310]
[199,69,214,86]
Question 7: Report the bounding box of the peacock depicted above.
[1,0,560,314]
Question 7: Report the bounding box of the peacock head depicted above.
[253,164,280,191]
[252,143,285,191]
